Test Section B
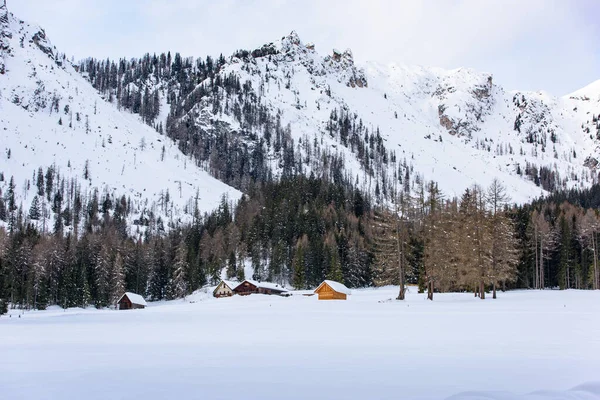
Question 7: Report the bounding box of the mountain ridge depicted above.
[2,2,600,236]
[157,29,600,202]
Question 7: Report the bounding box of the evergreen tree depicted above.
[109,253,126,305]
[29,195,41,221]
[226,251,237,280]
[292,236,307,289]
[169,241,189,299]
[94,244,111,307]
[7,176,16,233]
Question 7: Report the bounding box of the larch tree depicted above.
[486,179,518,298]
[578,209,600,289]
[529,208,555,289]
[423,182,445,300]
[458,185,493,299]
[371,185,414,300]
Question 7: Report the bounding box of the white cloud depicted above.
[8,0,599,95]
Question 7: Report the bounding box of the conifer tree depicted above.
[578,209,600,289]
[29,195,41,221]
[292,236,307,289]
[109,253,125,305]
[94,243,111,307]
[170,241,189,299]
[325,234,343,283]
[226,251,237,280]
[7,176,16,233]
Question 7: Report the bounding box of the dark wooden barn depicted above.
[117,292,147,310]
[233,280,259,296]
[233,280,289,296]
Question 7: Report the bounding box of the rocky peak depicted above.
[331,48,354,64]
[323,47,365,87]
[284,30,301,46]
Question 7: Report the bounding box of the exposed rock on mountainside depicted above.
[3,0,600,228]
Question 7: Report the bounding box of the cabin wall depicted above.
[234,282,258,296]
[118,295,145,309]
[316,283,347,300]
[118,297,132,310]
[214,284,234,298]
[317,292,347,300]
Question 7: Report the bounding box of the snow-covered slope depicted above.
[174,32,600,202]
[0,4,240,232]
[2,288,599,400]
[3,0,600,215]
[568,79,600,102]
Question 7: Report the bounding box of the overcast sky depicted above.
[10,0,600,95]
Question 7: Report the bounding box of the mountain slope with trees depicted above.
[1,4,600,313]
[79,32,600,205]
[0,3,241,239]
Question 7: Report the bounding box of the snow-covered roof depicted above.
[316,280,351,295]
[118,292,147,306]
[237,280,288,292]
[213,280,237,293]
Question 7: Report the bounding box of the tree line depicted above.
[2,173,599,314]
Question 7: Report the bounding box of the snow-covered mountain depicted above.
[3,1,600,226]
[163,31,600,203]
[0,4,240,234]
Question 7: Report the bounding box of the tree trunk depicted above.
[539,243,544,289]
[397,284,405,301]
[592,232,598,290]
[534,228,538,289]
[492,281,497,299]
[397,223,405,301]
[427,280,433,301]
[480,280,485,300]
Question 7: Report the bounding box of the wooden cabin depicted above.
[213,280,236,298]
[233,280,259,296]
[233,280,289,296]
[256,281,289,296]
[117,292,147,310]
[314,280,351,300]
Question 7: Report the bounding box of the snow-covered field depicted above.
[1,287,599,400]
